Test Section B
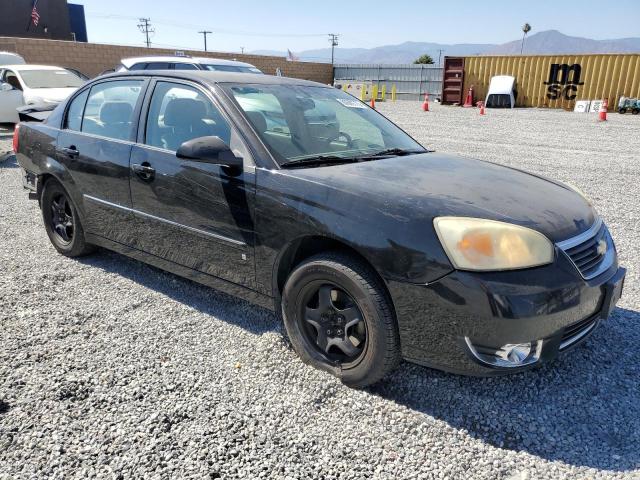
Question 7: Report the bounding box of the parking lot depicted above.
[0,105,638,479]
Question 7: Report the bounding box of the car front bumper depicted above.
[388,248,625,376]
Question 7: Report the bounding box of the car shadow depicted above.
[0,153,18,168]
[370,306,640,472]
[79,249,637,472]
[76,249,280,337]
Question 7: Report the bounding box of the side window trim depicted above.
[63,86,90,130]
[137,77,254,166]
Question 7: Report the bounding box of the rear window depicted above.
[19,69,84,89]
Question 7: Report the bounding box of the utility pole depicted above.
[240,46,245,54]
[137,18,154,48]
[328,33,339,65]
[437,49,444,67]
[199,30,212,52]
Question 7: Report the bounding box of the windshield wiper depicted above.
[358,148,428,159]
[280,155,360,168]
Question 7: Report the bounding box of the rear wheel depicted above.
[41,179,95,257]
[282,252,400,387]
[632,108,640,115]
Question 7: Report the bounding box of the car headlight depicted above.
[433,217,554,271]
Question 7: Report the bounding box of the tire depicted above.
[282,252,400,387]
[618,108,627,114]
[632,108,640,115]
[41,179,95,257]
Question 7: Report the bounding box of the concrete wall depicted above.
[0,36,334,83]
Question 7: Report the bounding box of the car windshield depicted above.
[226,84,425,166]
[18,69,85,89]
[203,64,262,74]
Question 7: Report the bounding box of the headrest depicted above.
[163,98,207,127]
[100,102,133,124]
[245,111,267,134]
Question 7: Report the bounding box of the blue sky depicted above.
[81,0,640,56]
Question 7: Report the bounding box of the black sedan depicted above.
[14,71,625,387]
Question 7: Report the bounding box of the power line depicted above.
[199,30,212,51]
[328,33,339,65]
[137,18,154,48]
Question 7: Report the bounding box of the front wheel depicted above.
[41,179,95,257]
[282,252,401,387]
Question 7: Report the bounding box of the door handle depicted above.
[59,146,79,159]
[131,162,156,181]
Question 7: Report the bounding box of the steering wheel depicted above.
[330,131,353,148]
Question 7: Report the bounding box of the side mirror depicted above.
[176,136,243,170]
[0,82,13,92]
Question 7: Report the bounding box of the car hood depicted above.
[25,87,77,103]
[283,152,596,243]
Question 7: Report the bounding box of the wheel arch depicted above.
[272,235,396,315]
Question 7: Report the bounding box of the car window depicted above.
[145,81,231,151]
[65,89,89,131]
[145,62,171,70]
[18,69,84,89]
[128,63,147,71]
[174,63,199,70]
[228,84,423,164]
[5,71,22,91]
[81,80,144,141]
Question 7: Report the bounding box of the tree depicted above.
[414,54,434,65]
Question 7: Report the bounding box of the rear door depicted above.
[57,78,148,245]
[128,79,257,287]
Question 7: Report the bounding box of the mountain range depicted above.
[253,30,640,64]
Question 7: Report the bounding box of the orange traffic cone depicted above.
[422,94,429,111]
[479,101,485,115]
[463,86,474,108]
[598,98,608,121]
[370,97,376,109]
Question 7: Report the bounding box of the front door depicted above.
[57,79,148,245]
[0,69,25,123]
[129,80,256,287]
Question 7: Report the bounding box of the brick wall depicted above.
[0,36,334,84]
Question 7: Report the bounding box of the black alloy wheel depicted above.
[49,193,74,244]
[41,179,95,257]
[282,252,401,387]
[298,281,367,367]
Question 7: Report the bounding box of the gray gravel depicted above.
[1,105,639,479]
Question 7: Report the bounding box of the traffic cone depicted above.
[422,94,429,112]
[370,97,376,109]
[463,86,474,108]
[598,98,608,121]
[479,101,485,115]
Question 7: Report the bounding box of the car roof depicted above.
[97,70,329,88]
[1,64,67,71]
[120,56,257,68]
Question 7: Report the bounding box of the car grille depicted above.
[559,315,599,350]
[558,219,613,280]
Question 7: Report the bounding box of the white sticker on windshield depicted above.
[336,98,367,109]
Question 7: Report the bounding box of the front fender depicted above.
[255,169,454,296]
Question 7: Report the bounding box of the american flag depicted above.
[31,0,40,27]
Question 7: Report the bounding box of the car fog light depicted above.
[464,338,543,368]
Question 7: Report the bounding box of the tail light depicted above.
[12,123,20,153]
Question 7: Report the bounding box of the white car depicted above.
[116,55,263,74]
[484,75,517,108]
[0,65,85,123]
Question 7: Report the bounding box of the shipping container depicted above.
[445,54,640,110]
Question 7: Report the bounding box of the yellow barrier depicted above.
[391,85,397,102]
[381,84,387,101]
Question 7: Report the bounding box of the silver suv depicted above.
[116,55,263,74]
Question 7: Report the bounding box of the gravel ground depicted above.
[1,106,639,479]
